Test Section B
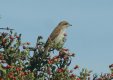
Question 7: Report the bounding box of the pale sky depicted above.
[0,0,113,74]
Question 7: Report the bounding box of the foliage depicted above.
[0,28,112,80]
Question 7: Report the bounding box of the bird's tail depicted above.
[42,45,50,59]
[44,46,49,54]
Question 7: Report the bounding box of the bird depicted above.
[44,20,72,55]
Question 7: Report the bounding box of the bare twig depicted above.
[0,27,14,31]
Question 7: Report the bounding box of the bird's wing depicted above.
[50,27,61,41]
[44,27,61,48]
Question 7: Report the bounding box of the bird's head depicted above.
[58,20,72,29]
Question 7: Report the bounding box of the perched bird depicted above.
[44,20,72,54]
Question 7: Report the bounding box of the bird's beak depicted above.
[69,24,72,26]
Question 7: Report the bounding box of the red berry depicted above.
[76,78,81,80]
[10,35,14,40]
[74,65,79,69]
[111,73,113,77]
[47,67,51,75]
[0,54,3,60]
[70,70,73,73]
[64,33,67,36]
[1,60,6,63]
[16,36,19,38]
[16,67,22,71]
[70,74,75,78]
[0,78,3,80]
[2,38,6,43]
[109,64,113,68]
[57,68,64,73]
[63,56,68,60]
[20,72,25,76]
[12,77,16,80]
[69,53,75,56]
[26,42,30,45]
[24,72,28,75]
[7,72,14,78]
[48,60,54,64]
[6,65,12,69]
[62,48,69,51]
[23,46,26,49]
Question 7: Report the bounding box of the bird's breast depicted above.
[54,30,65,44]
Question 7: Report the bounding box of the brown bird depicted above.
[44,20,72,54]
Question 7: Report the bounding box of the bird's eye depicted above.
[64,23,68,25]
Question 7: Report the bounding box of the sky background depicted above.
[0,0,113,75]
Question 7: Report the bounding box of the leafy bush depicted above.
[0,28,112,80]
